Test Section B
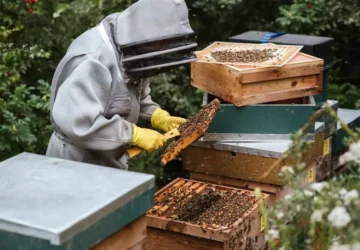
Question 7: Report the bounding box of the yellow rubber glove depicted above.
[151,107,186,132]
[131,124,166,151]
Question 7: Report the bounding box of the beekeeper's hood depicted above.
[101,0,197,79]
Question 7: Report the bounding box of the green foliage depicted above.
[0,0,52,159]
[149,67,204,117]
[276,0,360,107]
[328,83,360,109]
[258,106,360,249]
[189,0,292,48]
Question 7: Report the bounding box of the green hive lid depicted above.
[0,153,154,246]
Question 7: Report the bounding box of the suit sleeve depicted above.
[52,58,134,151]
[138,78,160,121]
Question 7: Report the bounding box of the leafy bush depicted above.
[257,106,360,249]
[276,0,360,108]
[0,0,52,159]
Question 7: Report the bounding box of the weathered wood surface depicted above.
[183,146,319,186]
[183,146,282,185]
[143,227,224,250]
[183,128,323,186]
[126,238,147,250]
[191,50,324,106]
[145,216,268,250]
[145,212,269,250]
[91,216,147,250]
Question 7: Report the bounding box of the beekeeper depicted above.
[46,0,197,170]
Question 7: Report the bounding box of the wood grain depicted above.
[91,216,147,250]
[143,227,224,250]
[235,60,322,84]
[183,127,323,186]
[183,146,283,185]
[241,75,318,95]
[191,51,324,107]
[191,62,242,106]
[241,86,320,106]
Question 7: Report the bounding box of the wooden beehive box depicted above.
[183,122,324,187]
[191,42,324,106]
[185,123,325,204]
[146,178,270,250]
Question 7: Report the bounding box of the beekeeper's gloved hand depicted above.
[131,124,166,151]
[151,108,186,132]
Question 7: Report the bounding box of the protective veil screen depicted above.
[121,35,198,79]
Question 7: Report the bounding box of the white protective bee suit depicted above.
[46,0,197,170]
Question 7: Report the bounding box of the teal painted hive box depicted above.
[0,153,155,250]
[332,108,360,153]
[203,93,317,135]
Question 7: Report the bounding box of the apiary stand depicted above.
[0,153,155,250]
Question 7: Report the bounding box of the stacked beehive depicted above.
[180,41,325,203]
[145,33,360,249]
[227,31,360,180]
[144,40,326,250]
